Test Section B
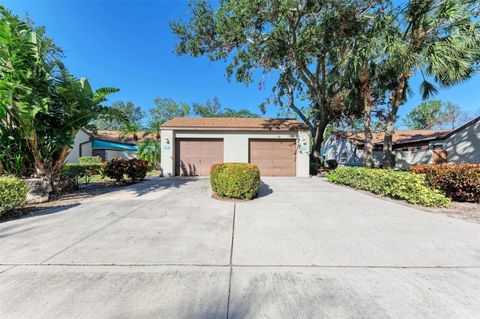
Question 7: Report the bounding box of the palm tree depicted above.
[120,122,140,142]
[381,0,479,168]
[148,119,162,140]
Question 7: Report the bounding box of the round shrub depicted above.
[210,163,260,200]
[0,176,28,215]
[103,158,148,183]
[126,159,148,182]
[103,158,129,182]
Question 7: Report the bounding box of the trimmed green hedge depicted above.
[210,163,260,200]
[0,176,28,215]
[62,163,103,186]
[326,166,451,207]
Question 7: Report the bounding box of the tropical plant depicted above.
[380,0,480,167]
[120,122,140,141]
[147,119,162,140]
[137,139,161,169]
[0,6,118,184]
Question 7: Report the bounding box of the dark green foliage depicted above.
[103,158,148,183]
[193,96,260,118]
[62,163,103,187]
[327,166,450,207]
[137,140,161,169]
[125,159,148,182]
[0,6,118,182]
[92,101,144,130]
[103,158,130,182]
[0,176,28,214]
[210,163,260,200]
[150,98,190,124]
[410,164,480,202]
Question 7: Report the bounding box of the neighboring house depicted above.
[321,116,479,170]
[65,129,156,163]
[160,117,311,177]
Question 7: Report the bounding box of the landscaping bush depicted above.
[125,159,148,182]
[0,176,28,215]
[103,158,148,183]
[103,158,130,182]
[327,166,451,207]
[410,164,480,202]
[79,156,102,165]
[210,163,260,200]
[62,162,103,187]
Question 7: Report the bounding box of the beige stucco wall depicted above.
[444,120,479,163]
[160,129,311,177]
[65,130,91,163]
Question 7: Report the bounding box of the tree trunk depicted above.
[359,68,373,168]
[383,76,407,168]
[311,117,329,169]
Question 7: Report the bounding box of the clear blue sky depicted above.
[4,0,480,127]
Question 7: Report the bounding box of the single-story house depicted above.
[65,129,155,163]
[160,117,311,177]
[321,116,479,169]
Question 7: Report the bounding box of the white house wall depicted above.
[105,150,136,161]
[395,150,432,170]
[160,130,310,177]
[65,130,91,163]
[444,120,480,163]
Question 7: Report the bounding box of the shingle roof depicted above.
[339,130,449,145]
[160,117,310,131]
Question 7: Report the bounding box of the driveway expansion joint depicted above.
[226,202,236,319]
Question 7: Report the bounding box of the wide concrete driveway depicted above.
[1,177,479,318]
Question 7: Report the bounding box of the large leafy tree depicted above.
[149,97,190,124]
[402,100,444,129]
[93,101,143,130]
[0,6,118,180]
[403,100,473,129]
[380,0,480,167]
[171,0,377,163]
[192,96,260,118]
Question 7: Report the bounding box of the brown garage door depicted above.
[175,138,224,176]
[249,139,296,176]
